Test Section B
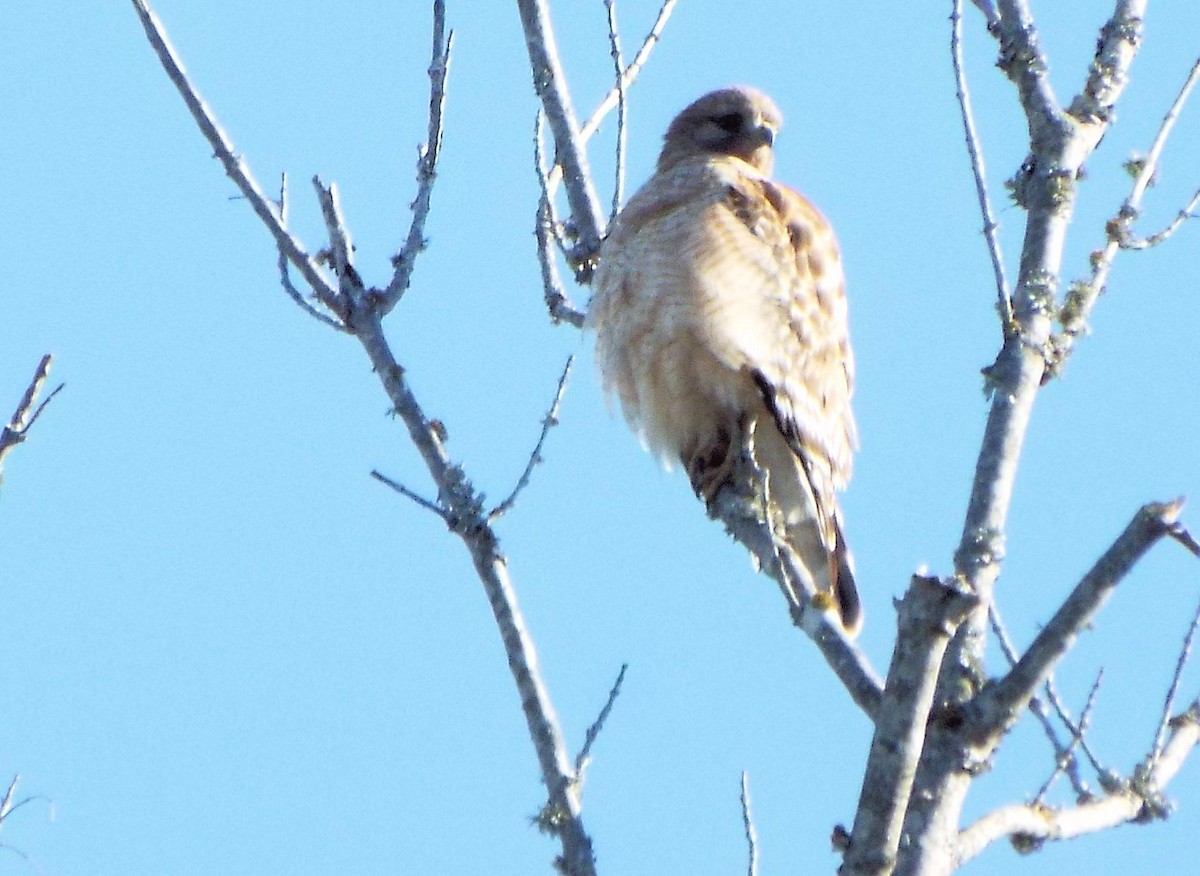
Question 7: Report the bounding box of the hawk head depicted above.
[657,86,782,174]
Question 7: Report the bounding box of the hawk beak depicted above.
[756,124,776,148]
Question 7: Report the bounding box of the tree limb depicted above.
[134,3,599,872]
[954,703,1200,865]
[951,0,1013,333]
[131,0,341,320]
[1054,54,1200,370]
[515,0,606,271]
[0,355,63,478]
[382,0,453,313]
[974,500,1193,736]
[897,5,1149,874]
[740,772,759,876]
[989,604,1094,800]
[711,444,885,719]
[544,0,677,194]
[841,576,978,876]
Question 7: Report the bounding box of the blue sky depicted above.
[2,2,1198,874]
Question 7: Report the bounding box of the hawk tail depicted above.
[831,516,862,636]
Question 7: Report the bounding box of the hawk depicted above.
[588,86,861,634]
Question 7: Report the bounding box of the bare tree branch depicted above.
[1152,595,1200,762]
[989,605,1093,799]
[130,0,341,319]
[954,702,1200,865]
[711,444,885,719]
[1118,186,1200,249]
[544,0,677,192]
[0,355,63,479]
[382,0,453,313]
[515,0,606,270]
[1043,674,1109,780]
[842,576,977,876]
[951,0,1013,332]
[489,356,574,522]
[602,0,628,222]
[1055,54,1200,368]
[276,174,349,330]
[535,197,586,327]
[976,500,1194,731]
[358,314,599,876]
[740,772,759,876]
[533,114,586,326]
[897,5,1150,873]
[574,663,627,776]
[135,3,598,872]
[992,0,1062,130]
[313,176,362,299]
[1032,669,1102,805]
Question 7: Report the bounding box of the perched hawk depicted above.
[589,86,861,634]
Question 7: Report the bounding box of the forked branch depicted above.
[955,703,1200,865]
[134,3,598,872]
[0,354,64,477]
[515,0,606,268]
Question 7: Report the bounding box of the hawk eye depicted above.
[712,112,744,133]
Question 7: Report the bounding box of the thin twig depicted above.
[130,0,342,319]
[489,357,573,521]
[535,199,585,327]
[1152,595,1200,761]
[544,0,677,197]
[951,0,1013,332]
[574,663,628,776]
[1043,675,1107,778]
[0,355,64,474]
[1120,187,1200,248]
[603,0,628,222]
[740,772,759,876]
[843,575,977,873]
[383,0,453,312]
[1054,54,1200,367]
[579,0,676,147]
[954,702,1200,865]
[313,176,363,298]
[371,469,448,520]
[276,174,348,330]
[533,113,586,326]
[1033,669,1102,805]
[989,604,1092,798]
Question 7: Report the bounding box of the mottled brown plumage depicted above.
[589,87,861,634]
